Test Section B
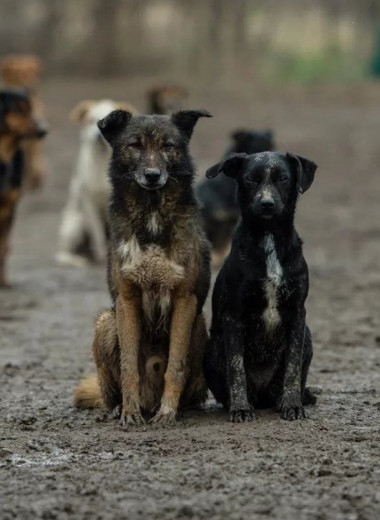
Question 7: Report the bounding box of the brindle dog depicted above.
[0,89,47,287]
[74,109,212,425]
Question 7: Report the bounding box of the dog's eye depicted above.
[162,143,175,151]
[279,175,289,183]
[246,176,259,185]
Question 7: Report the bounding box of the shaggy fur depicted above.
[196,130,274,266]
[56,99,137,267]
[0,89,47,287]
[74,109,212,425]
[1,54,47,190]
[204,151,317,422]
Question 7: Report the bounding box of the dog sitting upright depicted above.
[204,151,317,422]
[74,109,211,425]
[56,100,137,267]
[0,89,47,287]
[196,130,274,266]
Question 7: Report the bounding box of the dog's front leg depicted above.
[151,294,197,424]
[223,316,253,423]
[279,308,306,421]
[116,291,144,426]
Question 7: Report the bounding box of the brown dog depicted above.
[74,109,211,425]
[147,85,187,115]
[1,55,47,190]
[0,89,47,287]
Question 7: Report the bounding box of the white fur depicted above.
[261,233,283,333]
[147,212,160,235]
[56,100,117,266]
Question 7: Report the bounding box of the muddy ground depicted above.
[0,77,379,520]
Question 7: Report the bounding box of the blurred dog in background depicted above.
[56,99,137,267]
[147,85,187,115]
[0,89,47,287]
[1,54,47,190]
[196,129,274,266]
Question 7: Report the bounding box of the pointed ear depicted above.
[206,153,247,179]
[97,109,132,145]
[286,153,317,194]
[231,129,247,143]
[171,109,212,140]
[69,100,95,123]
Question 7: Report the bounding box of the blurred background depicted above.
[1,0,380,83]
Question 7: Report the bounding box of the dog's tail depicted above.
[74,375,104,409]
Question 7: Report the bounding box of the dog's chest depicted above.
[260,233,283,334]
[117,235,185,291]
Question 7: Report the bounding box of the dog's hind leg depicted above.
[182,313,209,409]
[92,309,121,411]
[204,332,229,408]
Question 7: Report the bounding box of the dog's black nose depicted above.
[261,197,275,209]
[145,168,161,183]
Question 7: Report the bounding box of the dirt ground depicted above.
[0,77,379,520]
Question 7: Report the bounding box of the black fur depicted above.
[204,151,317,422]
[195,130,274,254]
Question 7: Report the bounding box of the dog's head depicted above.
[1,55,42,88]
[98,109,211,191]
[206,151,317,222]
[230,129,274,155]
[148,86,188,115]
[70,99,137,143]
[0,89,47,141]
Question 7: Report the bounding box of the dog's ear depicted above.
[286,153,317,194]
[97,109,133,145]
[206,153,247,179]
[172,109,212,140]
[69,100,95,123]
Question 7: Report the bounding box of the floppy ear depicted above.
[97,109,132,145]
[286,153,317,194]
[206,153,247,179]
[171,109,212,140]
[69,100,95,123]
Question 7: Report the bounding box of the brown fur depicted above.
[74,110,211,424]
[1,54,46,190]
[147,86,187,115]
[0,189,20,287]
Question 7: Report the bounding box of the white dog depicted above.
[56,99,136,266]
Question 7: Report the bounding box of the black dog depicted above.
[204,151,317,422]
[196,130,274,266]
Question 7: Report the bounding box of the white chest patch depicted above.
[117,235,184,290]
[147,212,160,235]
[261,233,283,334]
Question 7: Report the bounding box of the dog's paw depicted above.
[281,405,307,421]
[120,410,145,427]
[150,406,177,425]
[229,409,255,423]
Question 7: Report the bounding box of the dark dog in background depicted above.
[204,151,317,422]
[0,89,47,287]
[1,55,47,190]
[147,86,188,115]
[74,109,212,425]
[196,130,274,266]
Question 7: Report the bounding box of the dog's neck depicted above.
[239,209,298,262]
[111,179,197,246]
